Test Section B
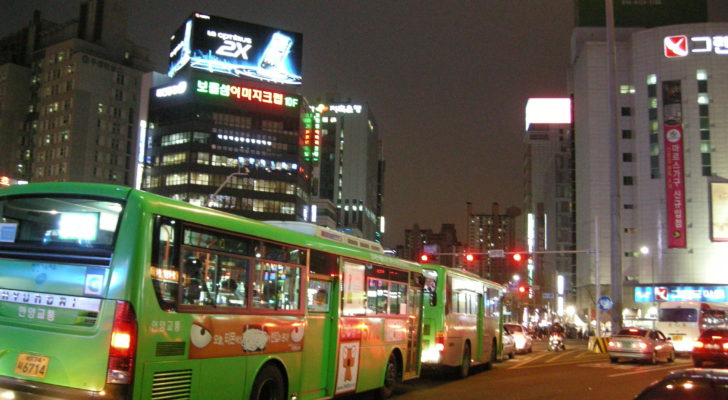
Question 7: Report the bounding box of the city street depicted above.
[391,339,693,400]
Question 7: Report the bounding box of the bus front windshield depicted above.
[659,307,698,323]
[0,195,123,252]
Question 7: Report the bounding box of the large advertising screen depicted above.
[168,13,303,86]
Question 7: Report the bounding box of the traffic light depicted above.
[517,284,529,295]
[464,253,475,263]
[512,253,522,262]
[419,253,433,263]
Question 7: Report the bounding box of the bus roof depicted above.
[0,182,419,272]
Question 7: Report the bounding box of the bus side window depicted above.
[151,217,179,311]
[307,280,331,312]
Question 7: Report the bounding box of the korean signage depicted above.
[710,181,728,241]
[194,79,300,109]
[662,80,686,248]
[664,35,728,58]
[635,285,728,303]
[301,112,321,163]
[168,13,303,86]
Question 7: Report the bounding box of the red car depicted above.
[692,328,728,367]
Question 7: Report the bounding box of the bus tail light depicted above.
[435,331,445,352]
[107,301,138,384]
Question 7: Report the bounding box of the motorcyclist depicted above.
[548,323,566,351]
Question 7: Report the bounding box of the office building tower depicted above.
[309,100,384,241]
[0,1,151,185]
[142,13,309,222]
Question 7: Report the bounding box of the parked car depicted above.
[634,369,728,399]
[607,327,675,364]
[504,323,533,353]
[502,330,516,360]
[692,328,728,367]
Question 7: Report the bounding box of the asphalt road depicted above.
[386,339,694,400]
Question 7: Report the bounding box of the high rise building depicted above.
[142,13,310,222]
[403,223,460,268]
[523,98,576,318]
[571,20,728,320]
[0,1,152,185]
[466,202,518,283]
[309,100,384,241]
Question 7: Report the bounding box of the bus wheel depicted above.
[485,339,497,370]
[379,354,399,399]
[458,343,471,379]
[250,364,285,400]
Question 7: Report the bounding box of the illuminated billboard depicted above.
[525,98,571,130]
[168,13,303,85]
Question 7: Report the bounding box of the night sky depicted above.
[4,1,724,249]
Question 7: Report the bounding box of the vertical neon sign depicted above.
[301,112,321,163]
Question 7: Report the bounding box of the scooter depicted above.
[547,333,566,351]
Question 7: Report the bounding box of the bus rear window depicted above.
[0,195,123,251]
[659,308,698,322]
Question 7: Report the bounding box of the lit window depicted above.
[698,94,710,105]
[646,74,657,85]
[696,70,708,81]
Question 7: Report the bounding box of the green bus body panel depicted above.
[0,183,425,399]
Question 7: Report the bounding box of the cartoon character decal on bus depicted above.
[189,315,304,359]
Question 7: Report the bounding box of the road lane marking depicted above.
[507,352,552,368]
[545,350,574,363]
[608,364,682,378]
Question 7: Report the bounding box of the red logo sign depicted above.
[655,287,669,301]
[664,36,688,58]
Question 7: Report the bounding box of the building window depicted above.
[622,153,633,162]
[622,130,633,139]
[620,107,632,116]
[623,176,634,186]
[624,204,634,210]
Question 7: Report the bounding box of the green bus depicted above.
[0,183,425,399]
[420,264,506,378]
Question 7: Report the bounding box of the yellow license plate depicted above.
[673,335,683,341]
[15,354,49,378]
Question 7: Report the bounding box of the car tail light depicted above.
[435,331,445,352]
[107,301,137,384]
[694,341,705,349]
[608,340,615,347]
[722,343,728,351]
[638,341,648,350]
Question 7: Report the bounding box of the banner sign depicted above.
[711,181,728,241]
[662,80,686,248]
[635,285,728,303]
[168,13,303,86]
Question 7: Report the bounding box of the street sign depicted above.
[487,249,504,258]
[542,293,555,299]
[597,296,613,311]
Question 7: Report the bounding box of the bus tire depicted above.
[250,364,285,400]
[457,343,471,379]
[378,353,399,399]
[485,339,497,370]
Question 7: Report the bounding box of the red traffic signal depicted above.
[517,284,529,295]
[464,253,475,262]
[512,253,522,262]
[419,253,432,263]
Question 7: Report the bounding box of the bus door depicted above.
[477,292,485,362]
[404,272,424,377]
[299,250,339,398]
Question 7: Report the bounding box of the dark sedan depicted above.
[634,369,728,399]
[693,328,728,367]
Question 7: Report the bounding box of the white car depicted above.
[502,330,516,360]
[504,323,533,353]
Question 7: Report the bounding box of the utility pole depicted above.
[606,0,623,333]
